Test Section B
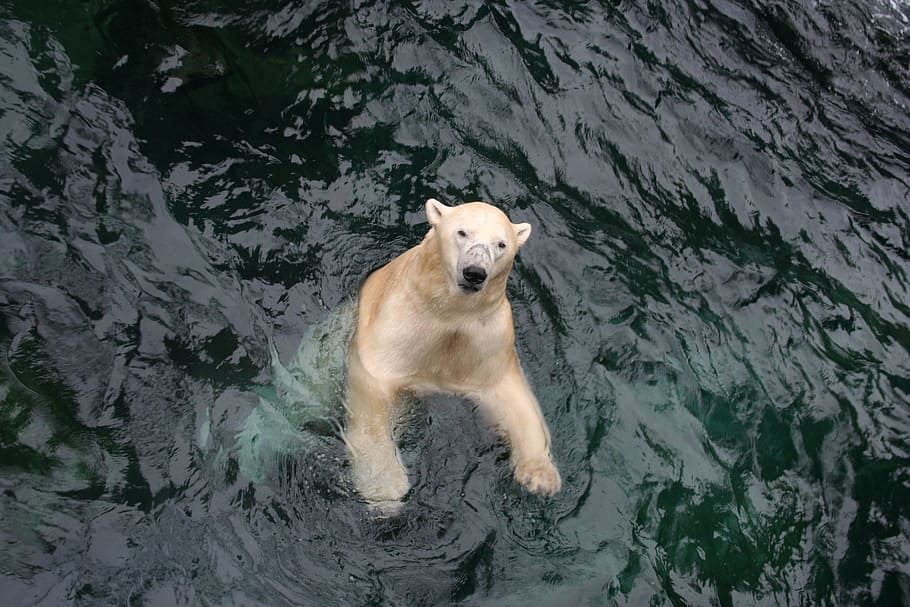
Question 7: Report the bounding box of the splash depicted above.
[230,301,356,480]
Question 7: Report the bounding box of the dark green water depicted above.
[2,0,910,605]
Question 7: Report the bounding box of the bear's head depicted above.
[425,198,531,295]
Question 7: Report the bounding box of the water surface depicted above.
[2,0,910,605]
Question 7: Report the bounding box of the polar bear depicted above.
[344,198,561,507]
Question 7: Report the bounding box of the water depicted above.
[2,0,909,604]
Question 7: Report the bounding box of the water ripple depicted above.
[2,0,910,604]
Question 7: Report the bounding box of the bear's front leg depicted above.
[344,351,409,508]
[473,362,561,496]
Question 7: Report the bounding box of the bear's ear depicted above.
[425,198,450,226]
[513,222,532,247]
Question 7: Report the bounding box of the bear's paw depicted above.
[513,457,561,496]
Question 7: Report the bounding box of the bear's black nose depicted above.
[463,266,487,285]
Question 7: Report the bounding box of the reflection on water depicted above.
[2,0,910,604]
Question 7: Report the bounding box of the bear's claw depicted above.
[514,457,561,496]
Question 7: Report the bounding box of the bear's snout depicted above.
[457,243,493,292]
[462,266,487,285]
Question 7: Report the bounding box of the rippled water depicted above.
[2,0,910,604]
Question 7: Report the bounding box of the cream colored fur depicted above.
[345,198,561,507]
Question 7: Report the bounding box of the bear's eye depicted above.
[497,241,507,250]
[457,230,467,238]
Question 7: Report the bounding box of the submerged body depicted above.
[345,198,561,506]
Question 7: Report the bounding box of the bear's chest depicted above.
[416,328,499,386]
[381,315,510,387]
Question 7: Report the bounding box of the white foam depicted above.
[232,301,357,480]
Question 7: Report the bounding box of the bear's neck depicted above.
[411,231,510,316]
